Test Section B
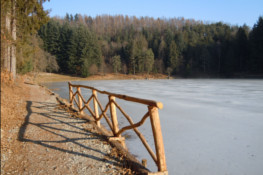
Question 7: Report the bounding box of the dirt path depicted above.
[1,78,132,174]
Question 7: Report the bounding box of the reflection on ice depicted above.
[44,79,263,175]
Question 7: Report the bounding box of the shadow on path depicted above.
[18,100,124,168]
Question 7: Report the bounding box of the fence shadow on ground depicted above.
[18,100,127,169]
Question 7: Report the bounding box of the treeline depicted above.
[39,14,263,77]
[38,20,102,76]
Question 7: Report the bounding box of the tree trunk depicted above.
[4,11,11,71]
[3,0,16,78]
[10,0,16,78]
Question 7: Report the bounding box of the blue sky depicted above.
[43,0,263,27]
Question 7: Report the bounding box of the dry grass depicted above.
[33,72,168,83]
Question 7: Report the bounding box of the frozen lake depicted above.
[44,79,263,175]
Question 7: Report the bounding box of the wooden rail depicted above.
[68,82,167,173]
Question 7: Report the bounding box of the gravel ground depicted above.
[1,79,132,174]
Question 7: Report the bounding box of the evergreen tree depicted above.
[235,26,249,72]
[127,40,136,74]
[168,40,178,70]
[145,49,155,74]
[249,16,263,73]
[112,55,121,73]
[57,22,71,72]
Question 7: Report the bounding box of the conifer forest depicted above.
[1,0,263,77]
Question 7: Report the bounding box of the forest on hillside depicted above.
[38,14,263,77]
[1,0,263,78]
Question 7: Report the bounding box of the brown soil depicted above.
[1,71,134,174]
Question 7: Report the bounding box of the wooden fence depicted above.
[68,82,167,173]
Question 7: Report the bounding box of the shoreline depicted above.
[33,72,169,83]
[1,72,148,174]
[33,72,263,84]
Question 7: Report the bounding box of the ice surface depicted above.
[44,79,263,175]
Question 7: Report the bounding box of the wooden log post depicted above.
[69,83,73,107]
[109,95,119,135]
[77,87,83,114]
[148,106,167,172]
[142,159,147,168]
[109,95,126,148]
[92,89,100,127]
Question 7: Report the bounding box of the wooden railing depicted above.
[68,82,167,173]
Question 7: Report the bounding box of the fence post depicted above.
[77,87,83,114]
[109,95,126,148]
[92,89,100,127]
[109,95,119,135]
[69,83,73,107]
[148,106,167,172]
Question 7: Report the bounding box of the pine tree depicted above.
[145,49,155,74]
[249,16,263,73]
[235,26,249,72]
[112,55,121,73]
[127,40,136,74]
[168,40,178,70]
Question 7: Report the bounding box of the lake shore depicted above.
[34,72,169,83]
[1,71,144,174]
[32,72,263,84]
[45,78,263,174]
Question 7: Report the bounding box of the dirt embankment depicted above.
[1,71,137,174]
